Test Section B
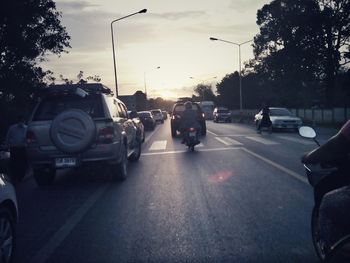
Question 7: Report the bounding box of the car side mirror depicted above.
[299,126,316,139]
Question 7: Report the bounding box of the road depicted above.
[14,120,337,262]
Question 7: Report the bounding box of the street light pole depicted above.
[209,37,253,111]
[111,9,147,97]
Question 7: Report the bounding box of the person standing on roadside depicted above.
[6,120,28,183]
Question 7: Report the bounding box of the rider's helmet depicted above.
[184,101,192,109]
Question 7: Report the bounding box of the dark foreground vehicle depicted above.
[26,83,142,186]
[170,101,206,137]
[300,126,350,263]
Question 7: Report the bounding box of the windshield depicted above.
[269,108,292,116]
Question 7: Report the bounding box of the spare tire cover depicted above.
[50,109,96,153]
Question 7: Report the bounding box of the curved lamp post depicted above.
[209,37,252,111]
[111,9,147,97]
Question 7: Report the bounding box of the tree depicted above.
[58,71,101,85]
[0,0,70,134]
[194,84,216,102]
[216,72,240,109]
[253,0,350,106]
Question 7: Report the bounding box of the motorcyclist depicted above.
[179,101,201,144]
[257,103,272,134]
[302,120,350,250]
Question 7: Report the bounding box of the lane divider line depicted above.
[149,140,167,151]
[141,147,242,156]
[144,125,161,144]
[241,147,307,184]
[207,130,218,136]
[28,185,109,263]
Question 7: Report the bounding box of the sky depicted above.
[41,0,271,100]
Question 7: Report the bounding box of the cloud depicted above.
[148,11,206,20]
[56,1,99,13]
[228,0,268,13]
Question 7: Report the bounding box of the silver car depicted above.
[26,83,142,186]
[0,174,18,263]
[255,107,302,131]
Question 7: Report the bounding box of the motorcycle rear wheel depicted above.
[311,207,327,261]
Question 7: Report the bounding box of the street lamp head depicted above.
[209,37,218,41]
[139,9,147,13]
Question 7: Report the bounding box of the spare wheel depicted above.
[50,109,96,153]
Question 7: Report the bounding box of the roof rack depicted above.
[38,83,114,96]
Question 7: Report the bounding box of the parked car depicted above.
[170,101,206,137]
[138,111,156,131]
[0,174,18,263]
[26,83,142,186]
[151,109,164,124]
[254,107,303,131]
[162,110,168,120]
[128,111,145,143]
[213,107,232,123]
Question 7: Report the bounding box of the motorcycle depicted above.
[183,127,199,152]
[299,126,350,262]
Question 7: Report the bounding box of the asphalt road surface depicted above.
[14,120,337,263]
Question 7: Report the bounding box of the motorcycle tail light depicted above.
[98,126,114,143]
[202,113,205,118]
[26,130,37,144]
[189,127,195,132]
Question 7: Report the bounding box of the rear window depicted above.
[174,104,199,114]
[218,109,229,113]
[151,110,161,115]
[269,108,292,116]
[33,94,104,121]
[138,112,151,118]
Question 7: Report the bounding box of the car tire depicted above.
[113,144,128,181]
[33,168,56,187]
[128,140,141,162]
[0,206,16,263]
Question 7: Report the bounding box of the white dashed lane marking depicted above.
[276,135,315,145]
[215,137,242,146]
[245,136,279,145]
[149,140,167,151]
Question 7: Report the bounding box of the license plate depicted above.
[55,157,77,168]
[189,132,196,136]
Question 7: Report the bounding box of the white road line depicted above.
[215,137,231,145]
[29,185,108,263]
[245,136,279,145]
[215,137,242,146]
[276,135,315,145]
[141,147,242,156]
[207,130,218,136]
[144,125,160,144]
[241,148,307,184]
[197,143,204,147]
[149,140,167,151]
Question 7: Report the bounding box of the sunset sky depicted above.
[42,0,270,99]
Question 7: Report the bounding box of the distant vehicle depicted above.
[199,101,215,120]
[128,111,145,143]
[26,83,142,186]
[213,107,232,123]
[170,101,206,137]
[0,174,18,263]
[138,111,156,131]
[254,107,302,131]
[151,109,164,124]
[162,110,168,120]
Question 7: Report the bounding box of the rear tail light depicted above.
[26,131,37,144]
[98,126,114,143]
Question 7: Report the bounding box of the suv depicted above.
[170,101,206,137]
[26,83,142,186]
[213,107,232,123]
[151,109,164,124]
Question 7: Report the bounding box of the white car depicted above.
[151,109,164,124]
[255,107,302,131]
[0,174,18,263]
